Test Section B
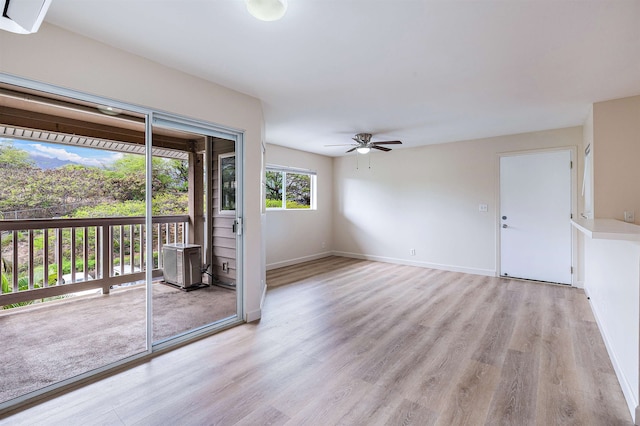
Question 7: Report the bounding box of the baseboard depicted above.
[266,252,333,271]
[587,292,638,422]
[636,405,639,426]
[244,283,267,323]
[245,308,261,323]
[331,251,496,277]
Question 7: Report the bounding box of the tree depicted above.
[0,141,35,169]
[265,171,282,202]
[168,159,188,192]
[106,155,188,200]
[0,165,107,216]
[265,171,310,208]
[286,173,311,205]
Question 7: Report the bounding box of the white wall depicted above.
[332,127,582,275]
[265,144,333,269]
[0,24,265,320]
[583,236,640,420]
[593,95,640,222]
[578,95,640,423]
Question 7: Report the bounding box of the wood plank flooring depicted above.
[1,256,632,425]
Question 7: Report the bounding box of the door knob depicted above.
[502,224,508,228]
[502,216,507,220]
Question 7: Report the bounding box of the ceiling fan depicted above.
[327,133,402,154]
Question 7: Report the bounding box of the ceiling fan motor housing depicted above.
[354,133,372,145]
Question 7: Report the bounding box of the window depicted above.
[218,153,235,213]
[265,166,316,210]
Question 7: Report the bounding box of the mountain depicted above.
[31,156,75,170]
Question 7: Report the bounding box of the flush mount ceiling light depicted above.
[356,147,371,154]
[245,0,287,21]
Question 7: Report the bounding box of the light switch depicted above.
[479,204,488,212]
[624,211,635,223]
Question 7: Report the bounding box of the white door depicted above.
[500,150,572,284]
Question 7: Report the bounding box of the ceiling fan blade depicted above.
[371,145,392,152]
[346,147,357,153]
[372,140,402,145]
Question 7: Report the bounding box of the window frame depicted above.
[218,152,236,214]
[265,165,316,211]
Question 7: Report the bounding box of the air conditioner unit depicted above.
[162,243,202,288]
[0,0,53,34]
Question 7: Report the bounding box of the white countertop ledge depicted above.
[571,218,640,241]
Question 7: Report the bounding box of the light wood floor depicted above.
[1,257,633,425]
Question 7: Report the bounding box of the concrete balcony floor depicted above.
[0,281,236,403]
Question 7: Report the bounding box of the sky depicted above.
[1,137,124,168]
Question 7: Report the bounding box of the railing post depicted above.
[43,229,49,287]
[28,230,34,290]
[12,230,18,292]
[55,228,63,286]
[101,225,111,295]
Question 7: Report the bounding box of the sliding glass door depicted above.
[150,115,243,346]
[0,76,244,410]
[0,81,149,404]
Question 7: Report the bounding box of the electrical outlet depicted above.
[321,241,326,249]
[410,248,416,256]
[222,262,229,272]
[479,204,488,212]
[624,211,635,223]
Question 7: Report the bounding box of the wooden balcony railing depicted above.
[0,215,189,307]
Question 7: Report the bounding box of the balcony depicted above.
[0,216,237,404]
[1,215,191,304]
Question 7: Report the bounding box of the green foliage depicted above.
[169,159,189,192]
[286,173,311,206]
[0,163,107,216]
[264,199,309,209]
[73,200,146,218]
[265,170,311,209]
[265,199,282,208]
[1,144,190,309]
[265,171,282,202]
[1,271,36,309]
[152,192,188,215]
[0,145,190,218]
[1,272,8,294]
[0,141,35,169]
[286,201,310,209]
[71,193,188,218]
[104,173,146,202]
[105,155,188,202]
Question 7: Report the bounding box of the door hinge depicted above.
[571,266,574,274]
[570,161,573,169]
[570,213,573,219]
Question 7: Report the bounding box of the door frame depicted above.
[495,146,578,286]
[151,112,245,350]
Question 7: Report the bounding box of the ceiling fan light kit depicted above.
[325,133,402,154]
[245,0,287,21]
[325,132,403,154]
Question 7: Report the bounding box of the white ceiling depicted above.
[45,0,640,156]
